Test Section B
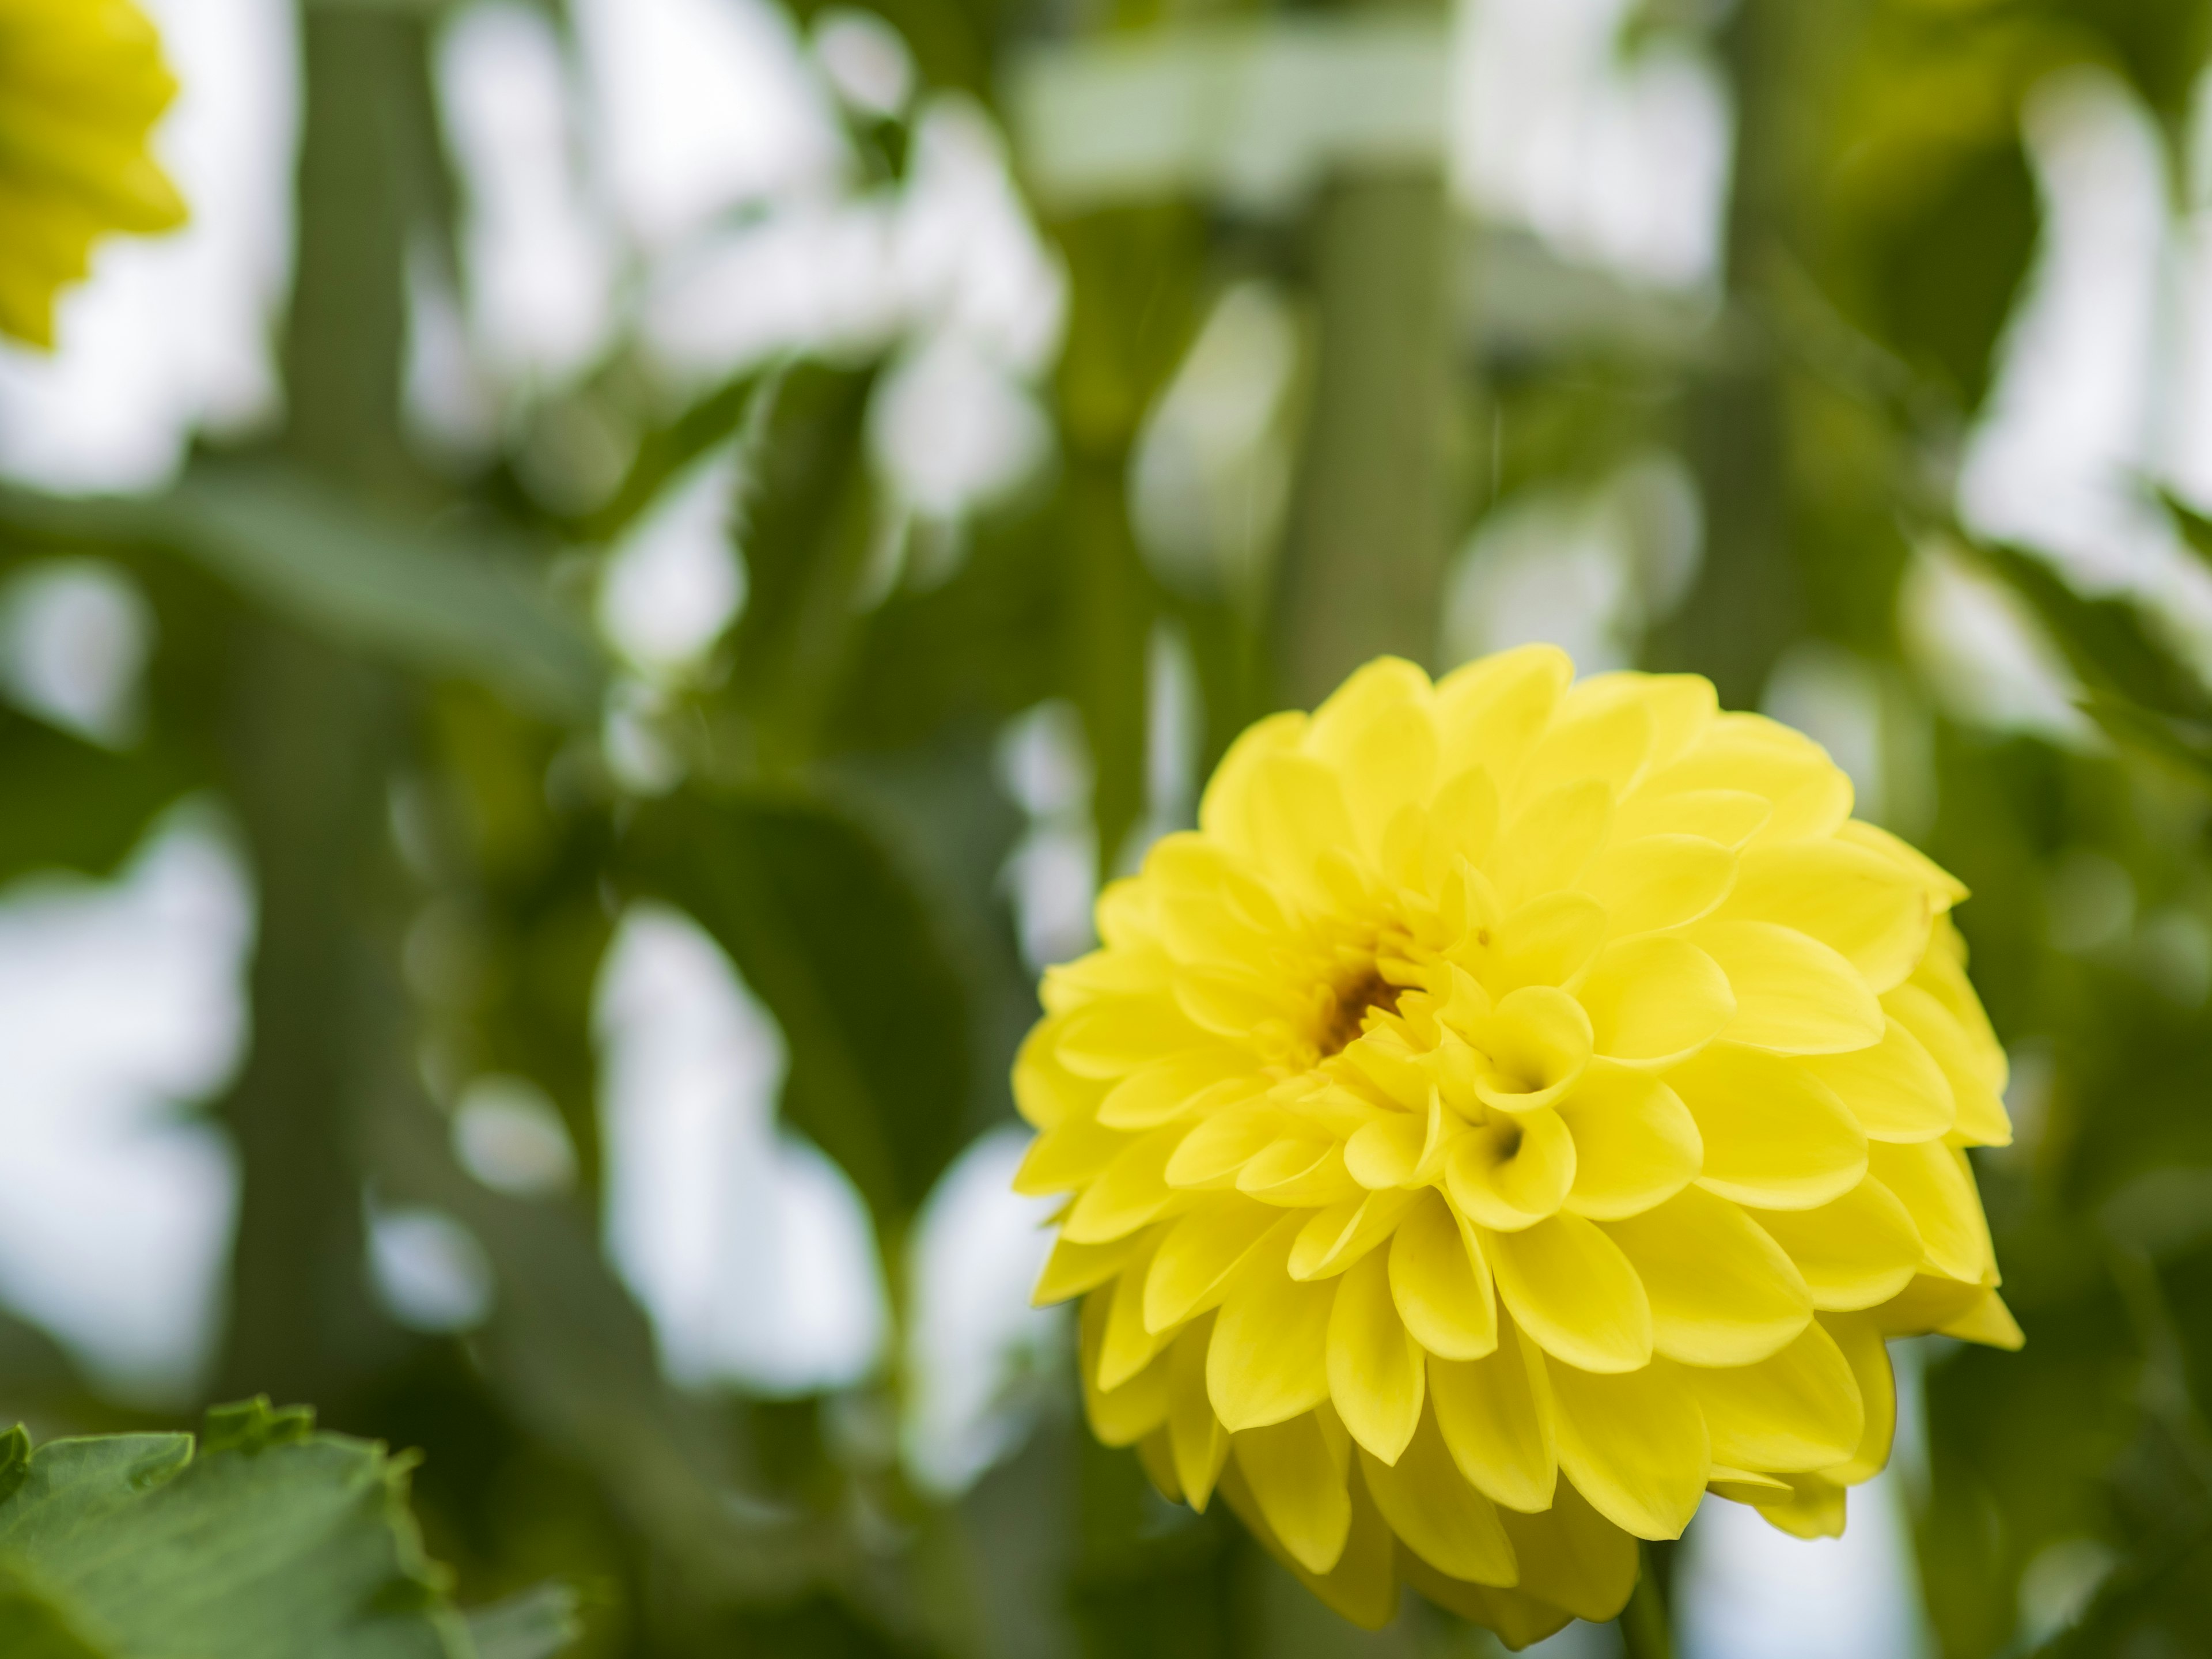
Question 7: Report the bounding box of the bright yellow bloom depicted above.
[0,0,186,347]
[1015,649,2019,1646]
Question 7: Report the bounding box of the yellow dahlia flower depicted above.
[1015,649,2019,1646]
[0,0,186,347]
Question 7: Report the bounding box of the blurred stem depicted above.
[1618,1553,1675,1659]
[215,621,404,1403]
[218,3,444,1402]
[1274,169,1450,707]
[1656,0,1800,704]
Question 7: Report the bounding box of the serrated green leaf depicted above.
[0,1402,469,1659]
[622,790,971,1222]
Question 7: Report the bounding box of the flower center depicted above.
[1319,966,1403,1057]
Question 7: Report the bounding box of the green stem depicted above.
[1619,1549,1676,1659]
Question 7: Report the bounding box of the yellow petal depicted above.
[1081,1289,1172,1446]
[1744,1179,1922,1312]
[1434,644,1574,781]
[1219,1448,1402,1628]
[1490,781,1614,910]
[1197,710,1307,855]
[1173,968,1305,1039]
[1209,1233,1338,1430]
[1614,787,1772,849]
[1669,1043,1868,1210]
[1358,1410,1518,1584]
[1643,714,1854,846]
[1485,892,1609,994]
[1884,982,2012,1147]
[1099,1238,1176,1388]
[1819,1312,1897,1484]
[1055,995,1203,1078]
[1290,1188,1418,1280]
[1169,1317,1231,1509]
[1400,1561,1574,1650]
[1514,685,1654,806]
[1014,1114,1130,1196]
[1305,657,1440,855]
[1430,1318,1558,1512]
[1603,1186,1812,1365]
[1690,1320,1864,1473]
[1719,840,1934,993]
[1389,1189,1499,1361]
[1233,1412,1352,1574]
[1495,1479,1639,1624]
[1579,935,1736,1067]
[1013,1020,1104,1127]
[1427,766,1502,876]
[1165,1103,1278,1188]
[1580,834,1737,936]
[1246,752,1362,903]
[1485,1213,1653,1373]
[1446,1109,1578,1232]
[1327,1250,1427,1463]
[1145,1198,1292,1330]
[1546,1357,1710,1539]
[1343,1109,1426,1189]
[1471,986,1594,1113]
[1693,920,1885,1055]
[1036,1227,1152,1305]
[1555,1063,1702,1221]
[1937,1287,2025,1350]
[1868,1139,1991,1283]
[1804,1016,1956,1143]
[1837,819,1968,907]
[1062,1124,1190,1244]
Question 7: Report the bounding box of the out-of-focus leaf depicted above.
[774,0,997,99]
[569,370,768,546]
[462,1582,582,1659]
[827,506,1062,754]
[729,364,881,770]
[367,1091,826,1605]
[0,469,604,724]
[1864,138,2037,410]
[0,711,200,884]
[623,790,971,1223]
[2159,487,2212,572]
[0,1402,469,1658]
[1972,541,2212,782]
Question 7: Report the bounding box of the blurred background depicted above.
[6,0,2212,1653]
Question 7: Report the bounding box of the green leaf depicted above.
[0,710,200,886]
[622,790,972,1224]
[729,363,882,771]
[2160,487,2212,573]
[0,468,605,725]
[462,1584,581,1659]
[0,1402,470,1659]
[1971,541,2212,782]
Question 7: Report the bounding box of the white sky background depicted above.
[0,3,2205,1643]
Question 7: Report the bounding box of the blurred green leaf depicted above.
[0,1403,469,1658]
[462,1583,582,1659]
[730,363,882,770]
[0,710,199,885]
[623,790,971,1224]
[2158,487,2212,573]
[1972,541,2212,782]
[569,370,769,547]
[0,469,604,725]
